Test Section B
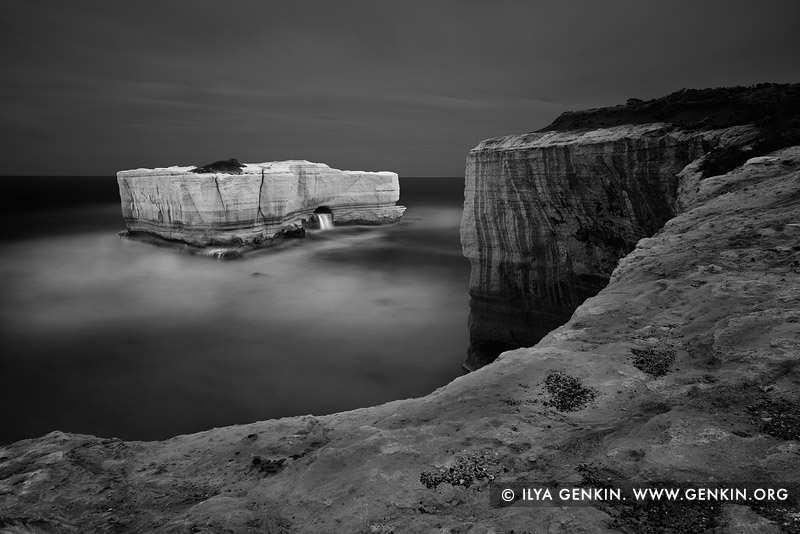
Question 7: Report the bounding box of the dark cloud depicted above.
[0,0,797,176]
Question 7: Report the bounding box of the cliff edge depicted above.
[461,83,800,369]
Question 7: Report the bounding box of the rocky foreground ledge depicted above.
[117,159,405,256]
[2,145,799,532]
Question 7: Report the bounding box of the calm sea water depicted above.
[0,176,469,444]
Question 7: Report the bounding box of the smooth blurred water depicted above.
[0,177,468,444]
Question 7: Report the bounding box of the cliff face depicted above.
[117,160,405,249]
[460,124,755,369]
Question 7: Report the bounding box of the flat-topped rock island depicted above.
[117,159,405,256]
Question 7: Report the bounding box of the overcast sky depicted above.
[1,0,798,176]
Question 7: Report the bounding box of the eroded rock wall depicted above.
[117,160,405,248]
[460,124,753,369]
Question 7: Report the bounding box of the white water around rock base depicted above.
[0,179,468,444]
[318,213,334,230]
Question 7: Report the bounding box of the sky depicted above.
[1,0,798,177]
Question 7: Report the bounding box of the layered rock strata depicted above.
[117,160,405,250]
[461,123,755,369]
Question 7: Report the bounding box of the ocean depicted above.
[0,176,469,444]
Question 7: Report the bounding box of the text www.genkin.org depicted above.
[489,483,793,508]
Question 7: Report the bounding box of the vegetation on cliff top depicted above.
[539,82,800,177]
[539,83,800,133]
[191,158,244,174]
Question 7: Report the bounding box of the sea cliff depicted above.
[117,160,405,252]
[460,123,756,369]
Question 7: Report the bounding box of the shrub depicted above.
[192,158,244,174]
[630,348,676,377]
[542,371,598,411]
[420,452,497,489]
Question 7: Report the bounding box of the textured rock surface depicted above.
[2,146,799,534]
[117,160,405,249]
[460,123,757,369]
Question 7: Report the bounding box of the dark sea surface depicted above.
[0,176,469,444]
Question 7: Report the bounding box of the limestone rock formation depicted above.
[117,160,405,251]
[460,124,759,369]
[460,82,800,369]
